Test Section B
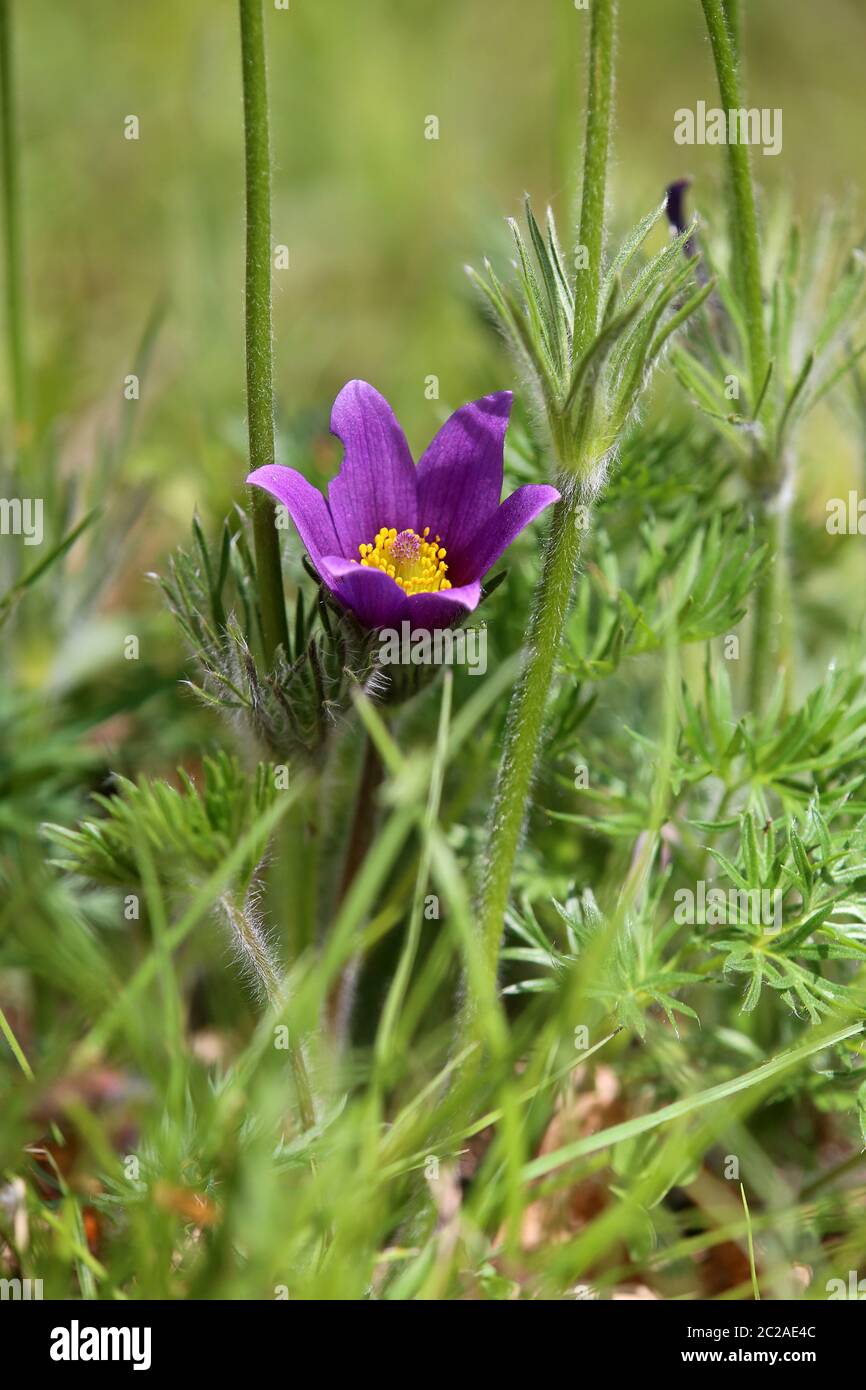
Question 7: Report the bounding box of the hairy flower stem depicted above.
[571,0,616,353]
[474,481,584,993]
[699,0,791,711]
[0,0,27,449]
[237,2,317,1127]
[221,893,317,1132]
[699,0,767,407]
[238,0,290,665]
[749,499,794,712]
[236,1,316,1142]
[466,0,617,1047]
[721,0,741,49]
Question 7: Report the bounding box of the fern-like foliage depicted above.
[704,809,866,1022]
[503,886,701,1038]
[561,505,766,681]
[157,516,379,765]
[43,751,278,899]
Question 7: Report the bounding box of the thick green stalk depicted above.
[700,0,791,711]
[699,0,767,407]
[238,0,289,664]
[236,2,314,1138]
[748,499,793,713]
[473,482,584,1002]
[722,0,741,47]
[571,0,616,352]
[221,892,317,1133]
[468,0,617,1042]
[0,0,27,441]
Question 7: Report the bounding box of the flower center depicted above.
[356,526,451,595]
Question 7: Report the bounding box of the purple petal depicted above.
[318,555,408,630]
[460,484,560,583]
[415,392,512,566]
[327,380,417,556]
[247,465,339,569]
[406,581,482,632]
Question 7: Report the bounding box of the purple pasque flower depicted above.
[247,380,559,632]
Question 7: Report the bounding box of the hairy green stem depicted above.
[700,1,793,711]
[466,0,617,1044]
[699,0,767,408]
[721,0,741,47]
[221,892,317,1132]
[571,0,616,352]
[238,0,289,664]
[472,485,584,1012]
[748,496,793,713]
[235,2,313,1136]
[0,0,27,443]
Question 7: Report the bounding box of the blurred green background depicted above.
[8,0,865,532]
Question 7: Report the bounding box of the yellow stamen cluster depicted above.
[355,526,451,595]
